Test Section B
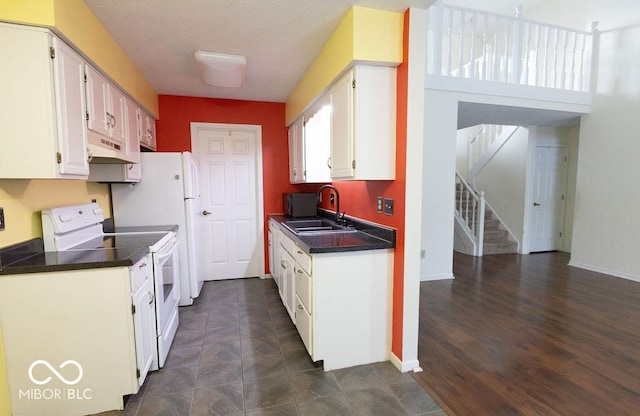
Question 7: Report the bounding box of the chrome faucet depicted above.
[317,184,346,225]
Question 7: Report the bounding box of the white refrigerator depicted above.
[111,151,205,306]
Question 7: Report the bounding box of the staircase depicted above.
[481,207,518,255]
[454,174,517,257]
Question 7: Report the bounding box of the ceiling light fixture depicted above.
[194,50,247,88]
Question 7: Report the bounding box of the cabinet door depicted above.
[295,296,313,356]
[125,100,141,161]
[86,65,111,137]
[303,97,331,183]
[52,37,89,176]
[329,69,355,179]
[132,277,155,386]
[288,117,304,183]
[110,86,128,146]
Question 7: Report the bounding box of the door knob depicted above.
[533,202,541,206]
[202,210,212,216]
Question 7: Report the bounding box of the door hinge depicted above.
[559,232,563,237]
[84,73,87,83]
[136,368,140,378]
[564,156,567,162]
[561,194,565,200]
[56,152,62,164]
[352,79,356,89]
[352,160,356,169]
[86,111,89,121]
[49,47,55,59]
[131,304,136,314]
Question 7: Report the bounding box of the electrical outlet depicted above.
[383,198,394,215]
[376,196,383,213]
[0,207,5,231]
[330,193,335,205]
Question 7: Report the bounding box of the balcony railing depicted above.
[426,1,597,92]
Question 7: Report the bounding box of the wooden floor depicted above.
[412,251,640,416]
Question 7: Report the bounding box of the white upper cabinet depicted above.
[329,65,396,180]
[86,65,127,151]
[288,117,305,183]
[0,23,89,179]
[140,111,157,151]
[304,95,332,183]
[287,91,332,184]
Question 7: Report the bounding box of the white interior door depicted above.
[529,145,568,252]
[192,124,262,280]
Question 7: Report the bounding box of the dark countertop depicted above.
[0,222,179,275]
[269,212,395,254]
[0,238,147,275]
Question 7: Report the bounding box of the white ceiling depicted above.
[83,0,544,103]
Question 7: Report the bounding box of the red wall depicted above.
[156,95,306,269]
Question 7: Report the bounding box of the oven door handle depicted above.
[155,242,179,262]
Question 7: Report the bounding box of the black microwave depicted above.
[283,192,317,218]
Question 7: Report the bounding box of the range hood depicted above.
[87,133,136,164]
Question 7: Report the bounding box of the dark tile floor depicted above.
[110,278,446,416]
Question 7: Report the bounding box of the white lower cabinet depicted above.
[269,220,393,371]
[130,255,155,387]
[0,264,153,415]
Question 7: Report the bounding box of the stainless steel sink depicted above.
[283,219,356,234]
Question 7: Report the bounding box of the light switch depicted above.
[384,198,394,216]
[0,207,5,231]
[376,196,383,213]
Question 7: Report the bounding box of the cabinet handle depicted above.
[111,114,116,127]
[297,305,304,310]
[86,147,93,163]
[297,250,303,254]
[297,269,303,274]
[148,291,154,305]
[128,164,134,170]
[280,260,286,269]
[139,262,147,269]
[106,112,112,127]
[327,157,332,169]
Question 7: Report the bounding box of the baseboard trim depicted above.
[568,261,640,283]
[390,353,422,373]
[420,272,454,281]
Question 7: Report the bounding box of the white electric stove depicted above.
[41,202,180,370]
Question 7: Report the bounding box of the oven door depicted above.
[152,235,180,368]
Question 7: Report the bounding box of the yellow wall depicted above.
[285,6,403,124]
[0,2,144,409]
[0,0,158,116]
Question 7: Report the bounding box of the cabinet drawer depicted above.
[278,229,295,255]
[130,255,150,291]
[295,296,313,356]
[295,266,312,313]
[294,245,312,275]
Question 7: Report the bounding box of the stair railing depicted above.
[426,1,597,92]
[455,172,485,256]
[467,124,519,186]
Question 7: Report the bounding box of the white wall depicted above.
[421,90,457,280]
[475,127,529,247]
[528,0,640,281]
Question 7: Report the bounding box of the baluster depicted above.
[470,11,477,79]
[569,31,578,90]
[458,10,465,77]
[482,12,488,79]
[542,25,550,88]
[503,19,511,82]
[551,27,559,88]
[512,5,524,84]
[522,21,531,85]
[446,8,454,75]
[433,1,444,76]
[534,23,542,87]
[560,29,568,89]
[492,15,499,82]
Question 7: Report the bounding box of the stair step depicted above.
[483,240,518,255]
[483,229,508,241]
[483,218,500,230]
